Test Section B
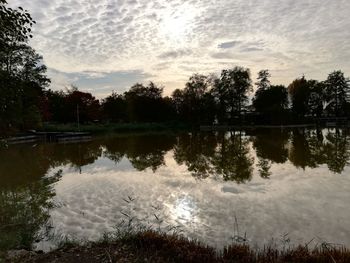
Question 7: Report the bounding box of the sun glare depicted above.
[159,4,197,42]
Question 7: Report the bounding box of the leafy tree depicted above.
[45,90,68,123]
[172,89,185,116]
[324,70,350,116]
[170,74,215,125]
[307,80,326,117]
[215,67,252,123]
[255,69,271,92]
[0,1,49,132]
[183,74,208,123]
[210,76,227,123]
[65,86,101,123]
[288,76,311,118]
[0,0,35,73]
[124,82,171,122]
[101,92,127,122]
[253,85,288,115]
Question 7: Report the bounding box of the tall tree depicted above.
[307,80,325,117]
[253,70,271,112]
[255,69,271,92]
[124,82,172,122]
[253,84,288,115]
[183,74,211,124]
[288,76,310,118]
[324,70,350,117]
[217,67,252,123]
[0,0,35,73]
[171,74,215,125]
[101,92,127,123]
[0,1,49,132]
[64,86,101,123]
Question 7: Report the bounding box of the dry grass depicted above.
[10,230,350,263]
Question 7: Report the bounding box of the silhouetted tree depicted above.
[124,82,173,122]
[64,86,100,123]
[185,74,212,124]
[45,90,70,123]
[288,76,311,118]
[216,67,252,123]
[253,84,288,121]
[0,1,49,132]
[255,70,271,92]
[324,70,350,117]
[307,80,326,117]
[101,92,127,122]
[0,1,35,73]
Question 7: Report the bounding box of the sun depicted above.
[159,4,197,43]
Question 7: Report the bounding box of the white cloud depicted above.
[9,0,350,97]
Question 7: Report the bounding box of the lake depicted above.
[1,128,350,251]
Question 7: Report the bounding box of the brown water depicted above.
[1,128,350,251]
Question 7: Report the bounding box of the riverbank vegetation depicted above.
[1,1,350,136]
[4,229,350,263]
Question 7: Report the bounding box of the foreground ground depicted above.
[3,231,350,263]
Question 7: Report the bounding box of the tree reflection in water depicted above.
[102,134,176,172]
[289,128,350,173]
[173,131,254,183]
[250,129,290,179]
[213,131,254,183]
[0,129,349,251]
[0,129,349,184]
[173,132,217,179]
[0,171,62,251]
[324,129,350,173]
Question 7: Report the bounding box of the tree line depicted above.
[1,1,350,134]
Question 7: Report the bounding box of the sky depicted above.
[10,0,350,98]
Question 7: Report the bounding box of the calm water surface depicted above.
[1,128,350,251]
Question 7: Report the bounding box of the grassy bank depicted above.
[39,122,190,134]
[4,230,350,263]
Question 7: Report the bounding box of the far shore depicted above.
[1,121,350,145]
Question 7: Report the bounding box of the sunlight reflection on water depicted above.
[172,195,198,223]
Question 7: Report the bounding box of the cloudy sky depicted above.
[10,0,350,98]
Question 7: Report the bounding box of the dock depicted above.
[4,132,92,145]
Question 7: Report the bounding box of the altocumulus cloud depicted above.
[10,0,350,96]
[48,69,153,98]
